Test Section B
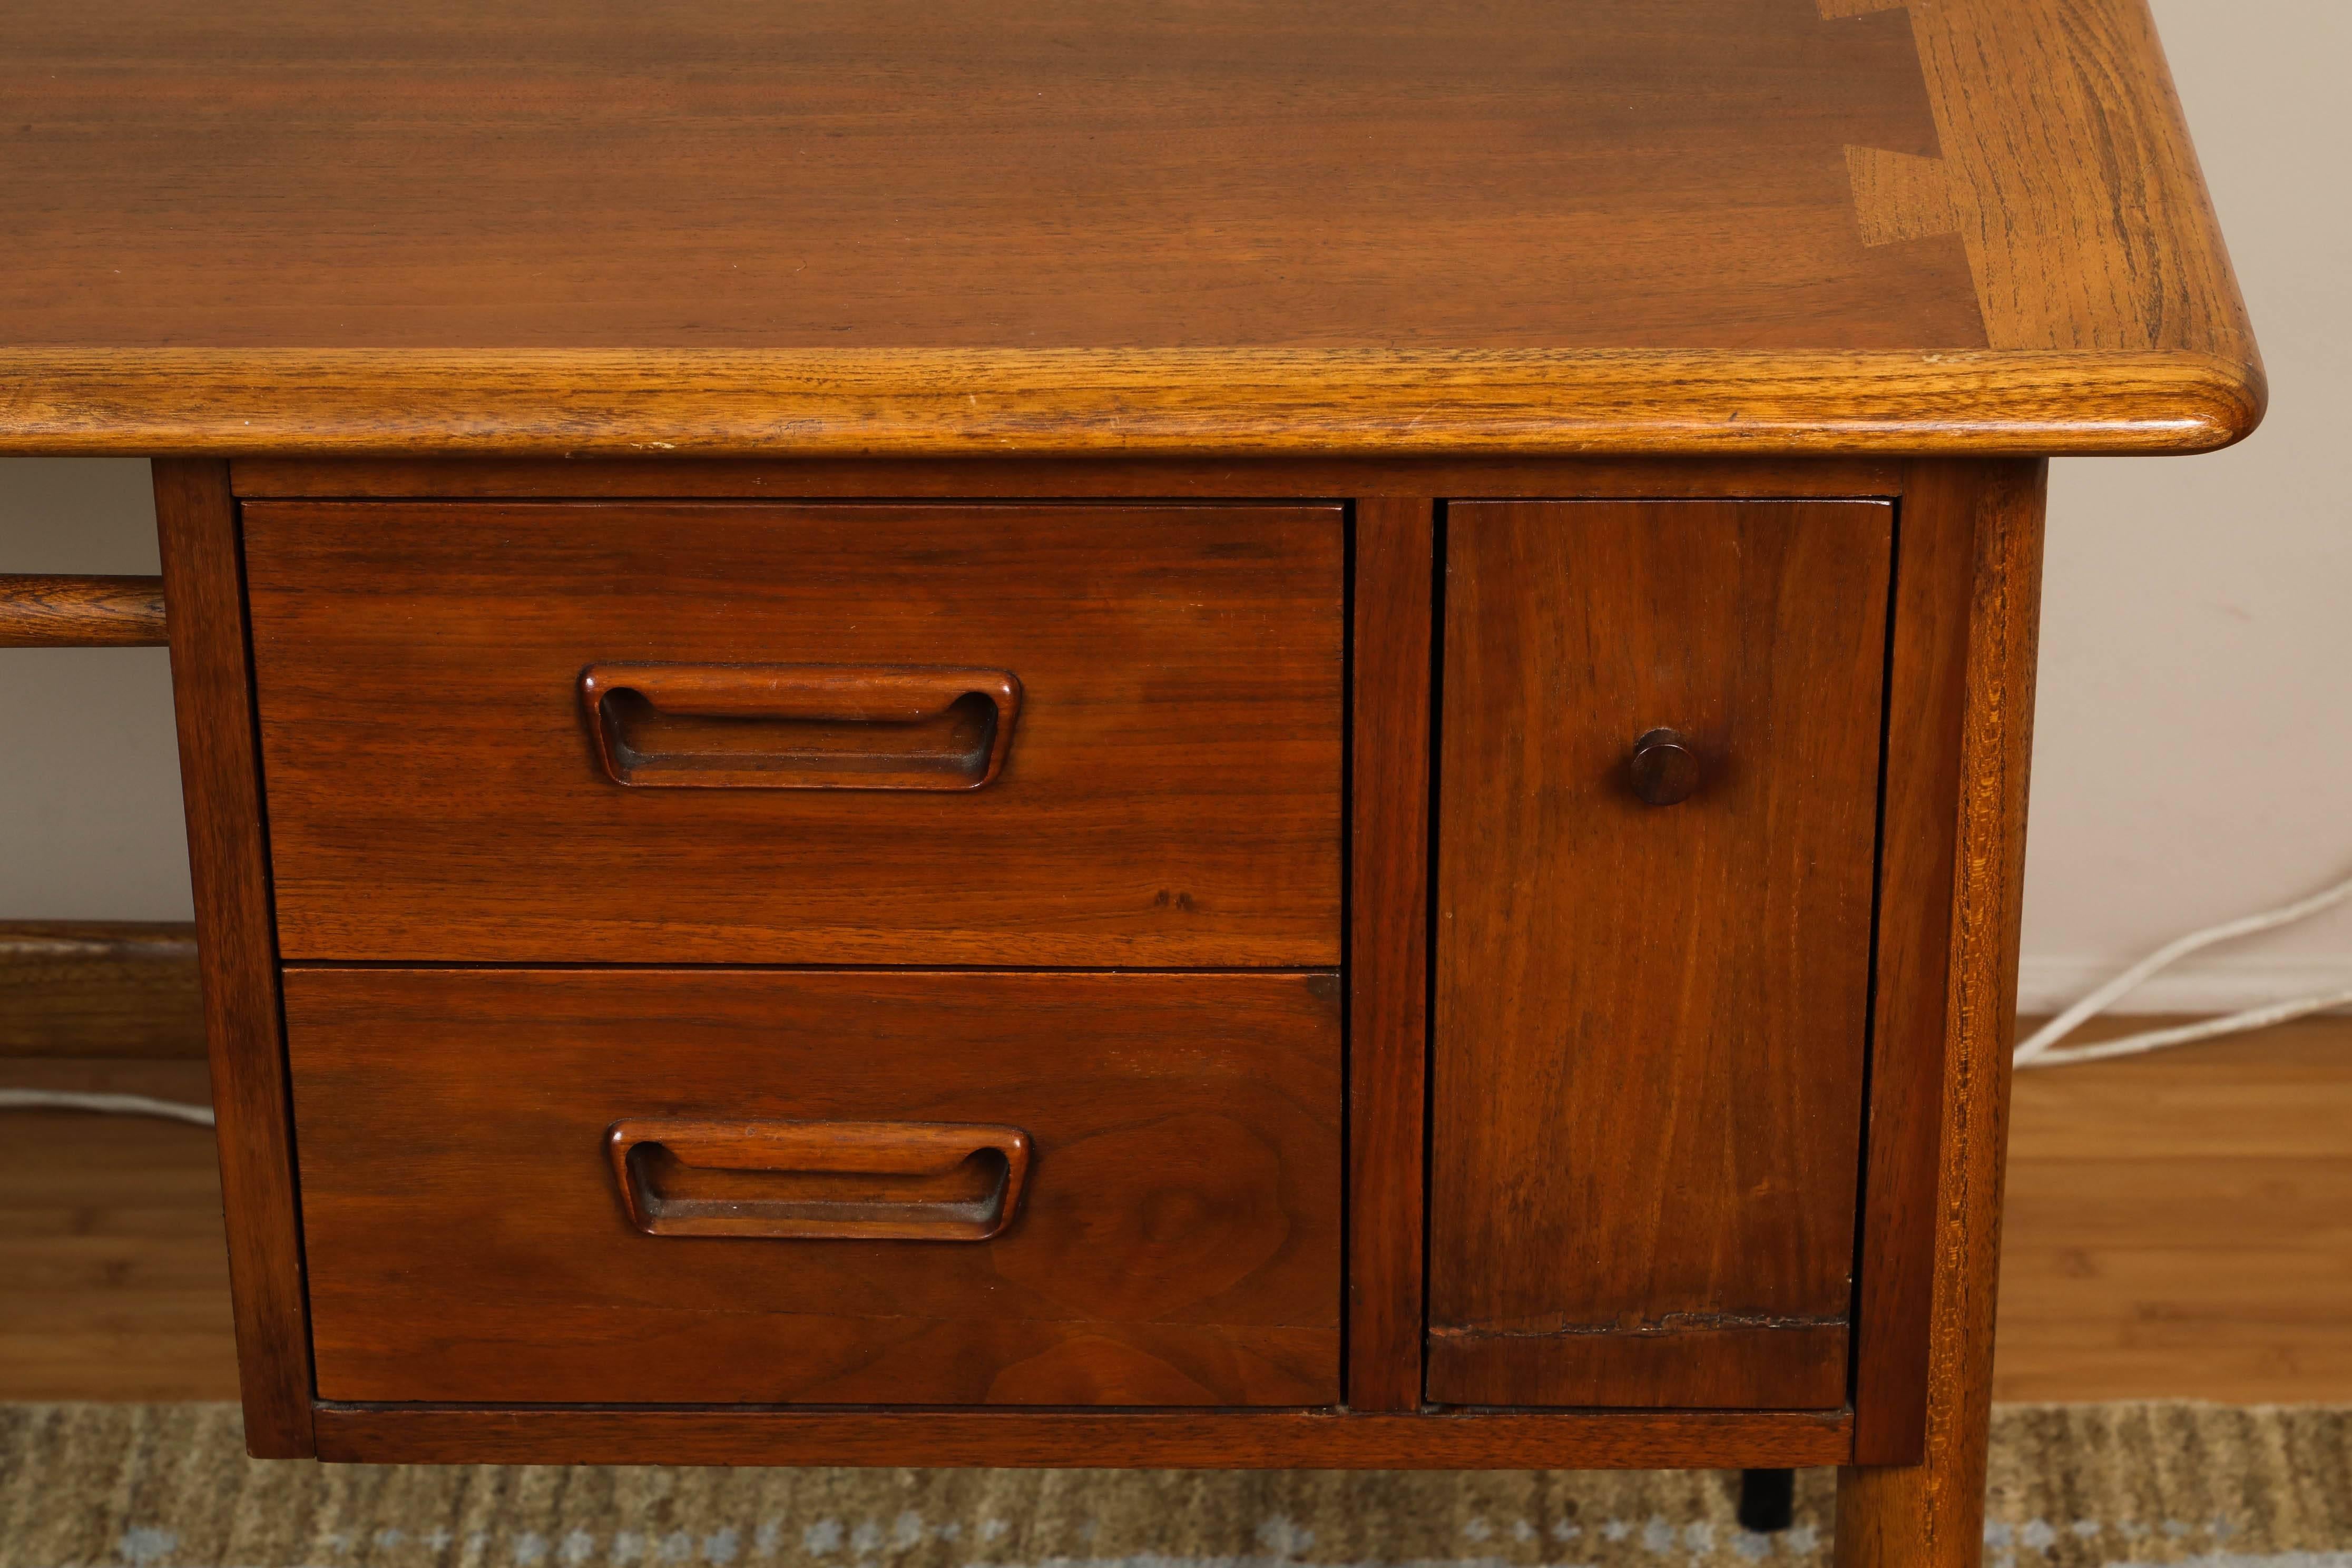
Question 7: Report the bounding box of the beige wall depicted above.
[0,458,188,923]
[2020,0,2352,1011]
[1,0,2344,1008]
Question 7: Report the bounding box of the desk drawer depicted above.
[243,502,1342,965]
[287,967,1342,1407]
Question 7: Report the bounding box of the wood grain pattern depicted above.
[228,455,1909,501]
[3,0,1968,352]
[311,1405,1854,1471]
[150,459,315,1458]
[0,574,166,646]
[1845,146,1965,248]
[1862,0,2258,365]
[1836,462,2045,1568]
[1428,501,1892,1410]
[1345,497,1435,1411]
[1848,464,2014,1463]
[286,967,1342,1408]
[0,922,202,1058]
[241,502,1342,967]
[0,0,2258,455]
[0,348,2260,456]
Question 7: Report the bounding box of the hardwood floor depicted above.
[0,1059,235,1400]
[1,1022,2347,1405]
[1996,1015,2352,1403]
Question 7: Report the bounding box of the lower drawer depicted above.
[285,968,1342,1406]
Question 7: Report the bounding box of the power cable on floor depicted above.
[0,1087,215,1125]
[2015,867,2352,1069]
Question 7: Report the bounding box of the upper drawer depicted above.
[242,502,1343,965]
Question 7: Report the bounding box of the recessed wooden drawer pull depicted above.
[580,662,1021,790]
[606,1118,1033,1241]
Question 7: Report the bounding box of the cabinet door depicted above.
[1429,499,1892,1409]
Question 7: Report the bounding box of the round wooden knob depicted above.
[1629,727,1700,806]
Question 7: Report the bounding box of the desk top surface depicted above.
[0,0,2261,457]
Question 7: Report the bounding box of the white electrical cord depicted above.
[2015,867,2352,1069]
[0,1088,215,1125]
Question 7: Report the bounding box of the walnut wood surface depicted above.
[0,0,2257,454]
[151,461,315,1458]
[311,1406,1854,1471]
[5,0,1964,353]
[0,922,201,1058]
[286,967,1342,1408]
[1836,463,2045,1568]
[241,502,1341,966]
[1428,500,1893,1410]
[1344,497,1435,1411]
[0,574,165,646]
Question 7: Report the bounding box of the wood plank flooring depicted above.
[1,1022,2347,1404]
[0,1059,236,1400]
[1997,1015,2352,1402]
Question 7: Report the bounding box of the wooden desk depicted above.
[0,3,2260,1565]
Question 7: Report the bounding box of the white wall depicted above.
[0,0,2345,1008]
[2018,0,2352,1011]
[0,459,190,922]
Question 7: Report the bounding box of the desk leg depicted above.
[156,459,316,1457]
[1837,460,2043,1568]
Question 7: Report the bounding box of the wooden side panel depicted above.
[1837,460,2045,1568]
[1428,500,1892,1409]
[286,967,1342,1408]
[1848,464,1985,1460]
[1345,497,1434,1410]
[151,460,314,1456]
[241,502,1343,967]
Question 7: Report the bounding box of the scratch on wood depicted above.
[1432,1311,1848,1341]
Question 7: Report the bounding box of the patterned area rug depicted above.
[1,1405,2345,1568]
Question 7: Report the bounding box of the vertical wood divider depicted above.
[1346,496,1436,1410]
[1851,462,1974,1461]
[154,458,316,1456]
[1838,459,2046,1565]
